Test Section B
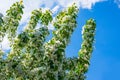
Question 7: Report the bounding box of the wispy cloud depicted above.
[1,35,10,51]
[114,0,120,8]
[0,0,104,51]
[57,0,104,9]
[0,0,105,24]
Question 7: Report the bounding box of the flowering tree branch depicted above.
[0,1,96,80]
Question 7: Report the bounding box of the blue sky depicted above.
[1,0,120,80]
[66,0,120,80]
[87,1,120,80]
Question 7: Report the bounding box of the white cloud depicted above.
[79,0,103,9]
[55,0,104,9]
[0,0,104,51]
[52,5,60,14]
[1,35,10,51]
[0,0,19,15]
[114,0,120,8]
[0,0,104,27]
[0,0,105,21]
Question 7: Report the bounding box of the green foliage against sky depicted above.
[0,1,96,80]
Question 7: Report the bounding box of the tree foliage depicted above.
[0,1,96,80]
